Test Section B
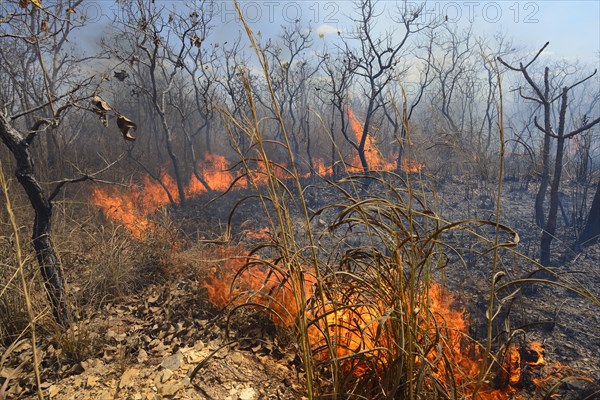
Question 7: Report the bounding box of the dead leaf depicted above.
[91,95,111,127]
[190,34,202,47]
[31,0,42,8]
[40,20,48,32]
[66,7,75,14]
[117,115,137,141]
[19,0,29,8]
[48,384,60,398]
[113,70,128,81]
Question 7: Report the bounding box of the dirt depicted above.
[0,278,305,399]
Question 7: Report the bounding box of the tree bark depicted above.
[578,179,600,246]
[0,112,70,326]
[535,68,552,228]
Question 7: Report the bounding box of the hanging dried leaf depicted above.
[91,95,111,127]
[190,35,202,47]
[113,70,129,82]
[66,7,76,14]
[117,115,137,141]
[31,0,42,8]
[40,20,49,32]
[19,0,29,8]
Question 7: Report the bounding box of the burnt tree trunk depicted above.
[0,112,70,326]
[578,179,600,246]
[540,87,568,266]
[534,68,552,228]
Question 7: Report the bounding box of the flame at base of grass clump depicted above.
[202,246,316,326]
[201,248,532,398]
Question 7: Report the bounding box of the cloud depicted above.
[316,24,339,36]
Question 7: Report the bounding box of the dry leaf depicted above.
[91,95,111,127]
[66,7,75,14]
[40,20,49,32]
[31,0,42,8]
[113,70,128,81]
[117,115,137,141]
[19,0,28,8]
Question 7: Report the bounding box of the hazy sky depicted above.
[203,1,600,62]
[79,1,599,66]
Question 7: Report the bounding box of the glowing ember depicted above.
[524,341,545,366]
[244,226,271,241]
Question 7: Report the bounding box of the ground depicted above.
[1,176,599,399]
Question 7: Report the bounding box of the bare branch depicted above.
[48,154,125,202]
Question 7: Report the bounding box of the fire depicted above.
[92,107,427,238]
[90,168,179,238]
[92,154,240,238]
[202,246,315,326]
[401,159,424,174]
[201,254,533,398]
[524,341,545,366]
[187,153,237,195]
[347,108,395,171]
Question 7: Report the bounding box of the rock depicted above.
[119,368,139,388]
[229,351,244,365]
[158,383,181,396]
[239,387,257,400]
[137,348,148,363]
[161,351,182,370]
[159,369,173,383]
[87,375,100,388]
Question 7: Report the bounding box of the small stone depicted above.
[158,383,181,396]
[239,387,257,400]
[161,352,182,371]
[137,349,148,363]
[160,369,173,383]
[229,351,244,365]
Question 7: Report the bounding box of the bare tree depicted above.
[107,0,215,204]
[499,43,600,266]
[342,0,429,172]
[0,1,135,325]
[264,23,324,169]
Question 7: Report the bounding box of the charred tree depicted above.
[578,179,600,246]
[0,113,70,326]
[343,0,431,172]
[500,44,599,266]
[499,45,552,228]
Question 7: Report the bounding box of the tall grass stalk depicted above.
[0,161,44,400]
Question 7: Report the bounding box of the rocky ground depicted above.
[1,279,305,400]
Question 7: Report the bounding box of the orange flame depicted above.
[201,252,530,398]
[203,246,315,326]
[92,107,426,237]
[401,159,424,174]
[347,108,395,171]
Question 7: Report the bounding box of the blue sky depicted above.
[222,1,600,65]
[78,1,599,67]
